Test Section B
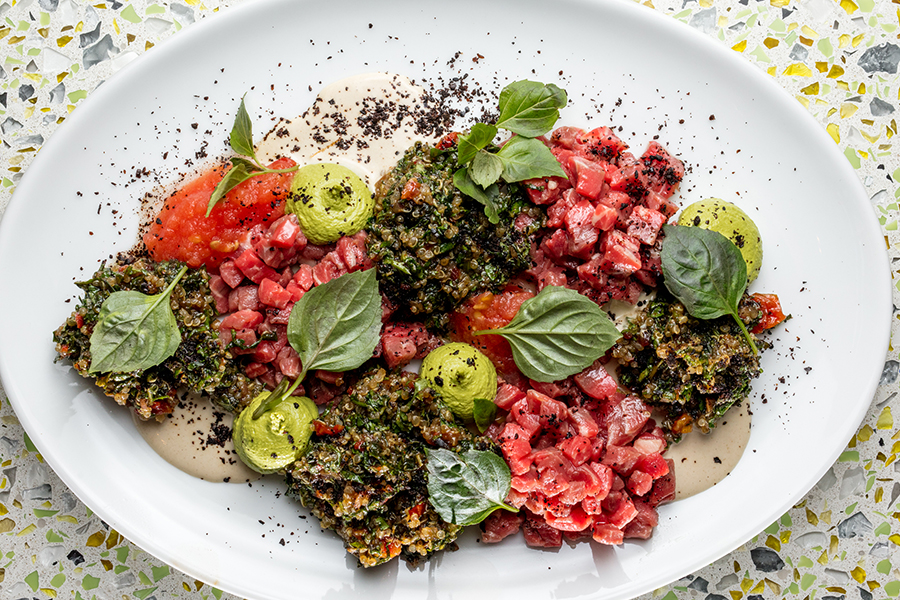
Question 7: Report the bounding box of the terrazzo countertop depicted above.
[1,0,899,598]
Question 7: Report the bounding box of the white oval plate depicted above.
[0,0,891,598]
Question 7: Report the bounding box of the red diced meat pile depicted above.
[482,360,675,547]
[523,126,684,305]
[207,214,436,404]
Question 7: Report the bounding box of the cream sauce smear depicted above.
[137,73,751,496]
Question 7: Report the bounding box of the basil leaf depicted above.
[477,286,621,382]
[496,80,567,137]
[470,150,504,188]
[453,167,501,225]
[230,95,257,159]
[205,158,261,217]
[89,265,188,373]
[497,136,567,182]
[660,224,758,353]
[473,398,496,434]
[287,268,382,376]
[426,448,516,526]
[457,123,498,165]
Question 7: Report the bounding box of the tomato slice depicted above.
[751,293,786,334]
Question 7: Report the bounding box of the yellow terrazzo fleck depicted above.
[764,579,781,595]
[801,82,820,94]
[766,535,781,551]
[728,591,742,600]
[784,63,813,76]
[740,578,755,593]
[827,123,841,142]
[839,33,851,47]
[840,0,859,13]
[801,25,819,37]
[827,64,845,78]
[733,40,748,52]
[817,550,829,565]
[840,103,858,118]
[780,530,792,544]
[806,507,819,525]
[852,33,864,46]
[852,566,867,583]
[862,129,880,143]
[86,531,106,547]
[878,406,893,430]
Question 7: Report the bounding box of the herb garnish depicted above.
[425,448,516,526]
[475,285,621,382]
[473,397,497,434]
[252,269,382,418]
[660,224,759,354]
[88,264,188,373]
[454,81,568,223]
[206,96,300,217]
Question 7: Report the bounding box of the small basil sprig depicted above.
[206,96,300,217]
[425,448,516,526]
[474,286,621,382]
[454,81,568,224]
[473,398,496,434]
[252,269,381,418]
[89,265,188,373]
[660,224,759,354]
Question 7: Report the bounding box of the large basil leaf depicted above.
[470,150,504,188]
[495,80,567,137]
[660,224,758,353]
[497,136,567,182]
[477,286,621,382]
[426,448,516,526]
[287,268,382,377]
[89,265,188,373]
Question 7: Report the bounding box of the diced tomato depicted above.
[751,293,786,333]
[144,157,295,268]
[451,286,534,384]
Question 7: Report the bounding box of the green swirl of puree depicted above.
[678,198,763,283]
[420,343,497,421]
[287,163,374,245]
[233,390,318,474]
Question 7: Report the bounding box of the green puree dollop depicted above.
[678,198,763,283]
[420,343,497,422]
[287,163,374,245]
[233,391,318,474]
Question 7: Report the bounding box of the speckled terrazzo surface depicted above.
[0,0,899,598]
